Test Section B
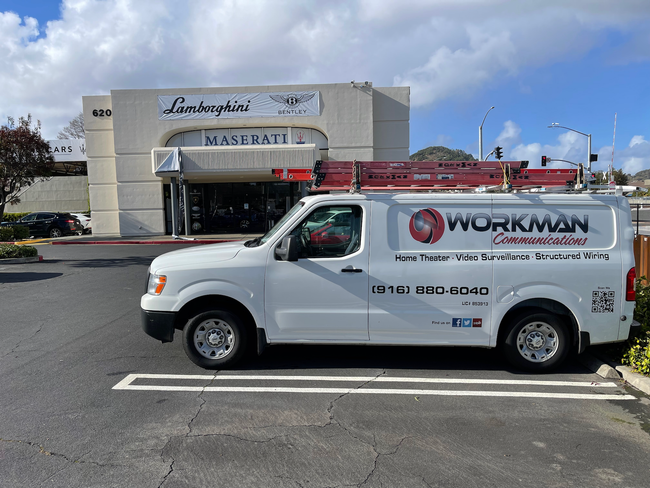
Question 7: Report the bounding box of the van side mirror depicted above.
[275,235,298,261]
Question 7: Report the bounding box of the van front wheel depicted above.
[182,309,247,369]
[502,312,569,372]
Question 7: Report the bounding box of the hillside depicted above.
[632,169,650,181]
[410,146,477,162]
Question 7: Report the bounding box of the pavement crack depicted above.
[158,371,220,487]
[358,436,412,488]
[0,438,121,467]
[3,321,45,358]
[326,370,386,429]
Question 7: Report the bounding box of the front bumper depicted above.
[141,308,177,343]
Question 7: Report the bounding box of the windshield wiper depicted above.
[244,237,262,247]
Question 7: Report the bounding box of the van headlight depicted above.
[147,273,167,295]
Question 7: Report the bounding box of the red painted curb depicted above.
[51,239,236,245]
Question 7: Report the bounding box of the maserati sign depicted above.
[158,91,320,120]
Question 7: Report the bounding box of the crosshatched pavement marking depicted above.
[112,374,635,400]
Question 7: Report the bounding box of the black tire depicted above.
[49,227,63,238]
[182,309,248,369]
[502,311,570,372]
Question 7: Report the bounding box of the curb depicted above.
[577,353,620,379]
[580,352,650,396]
[615,365,650,396]
[50,239,236,245]
[0,255,43,264]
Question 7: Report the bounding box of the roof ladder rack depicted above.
[308,159,587,193]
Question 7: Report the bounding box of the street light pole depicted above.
[479,106,495,161]
[548,123,593,173]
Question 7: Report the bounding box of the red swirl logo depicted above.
[409,208,445,244]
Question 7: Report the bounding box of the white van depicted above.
[141,192,637,371]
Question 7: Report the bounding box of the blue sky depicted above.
[1,0,649,175]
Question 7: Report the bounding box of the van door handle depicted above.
[341,267,363,273]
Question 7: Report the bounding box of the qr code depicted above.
[592,291,615,313]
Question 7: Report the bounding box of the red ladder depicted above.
[309,160,585,192]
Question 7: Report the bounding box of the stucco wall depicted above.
[6,176,89,213]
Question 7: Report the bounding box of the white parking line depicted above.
[112,374,634,400]
[114,373,618,388]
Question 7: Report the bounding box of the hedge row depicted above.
[0,244,38,259]
[621,279,650,376]
[2,212,31,222]
[0,225,29,242]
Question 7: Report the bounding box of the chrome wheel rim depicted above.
[516,321,559,363]
[193,319,235,360]
[51,228,62,238]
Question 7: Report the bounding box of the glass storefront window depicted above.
[179,182,303,235]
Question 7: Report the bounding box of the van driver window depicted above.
[290,205,362,258]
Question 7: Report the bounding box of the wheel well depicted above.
[497,298,579,348]
[174,295,257,337]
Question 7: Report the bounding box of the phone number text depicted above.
[371,285,489,295]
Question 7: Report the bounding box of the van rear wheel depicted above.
[502,312,569,372]
[182,309,247,369]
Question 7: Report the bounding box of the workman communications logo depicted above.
[409,208,446,244]
[408,209,590,246]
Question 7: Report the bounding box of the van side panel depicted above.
[368,195,493,345]
[491,195,622,346]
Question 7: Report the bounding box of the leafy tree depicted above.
[592,169,630,185]
[57,112,85,139]
[0,115,54,216]
[612,168,629,185]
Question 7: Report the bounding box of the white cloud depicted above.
[597,136,650,176]
[496,121,593,168]
[0,0,649,138]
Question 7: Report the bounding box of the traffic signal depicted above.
[495,146,503,160]
[590,154,598,162]
[541,155,547,167]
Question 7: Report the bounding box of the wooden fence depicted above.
[635,235,650,279]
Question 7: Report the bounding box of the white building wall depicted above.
[83,82,410,236]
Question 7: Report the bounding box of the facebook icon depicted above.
[452,318,462,327]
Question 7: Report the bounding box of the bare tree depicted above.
[0,115,55,216]
[57,112,85,139]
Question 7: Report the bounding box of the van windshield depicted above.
[249,201,305,246]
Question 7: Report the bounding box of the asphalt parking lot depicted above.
[1,244,650,488]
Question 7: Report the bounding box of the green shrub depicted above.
[0,244,38,259]
[621,278,650,376]
[19,245,38,257]
[12,225,29,240]
[0,227,13,242]
[0,225,29,242]
[1,212,30,223]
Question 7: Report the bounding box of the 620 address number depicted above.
[92,109,112,117]
[372,285,489,295]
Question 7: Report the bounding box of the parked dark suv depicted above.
[1,212,83,238]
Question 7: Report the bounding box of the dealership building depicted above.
[82,82,410,236]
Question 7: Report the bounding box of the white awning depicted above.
[152,144,319,180]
